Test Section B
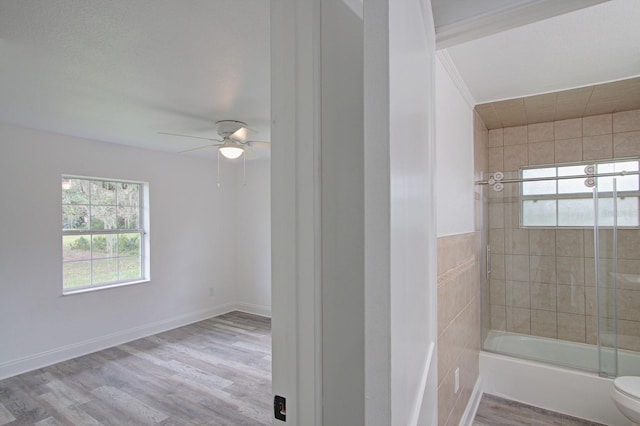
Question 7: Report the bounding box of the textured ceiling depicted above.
[0,0,270,159]
[445,0,640,104]
[1,1,639,158]
[476,77,640,129]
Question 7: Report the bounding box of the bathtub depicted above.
[479,331,639,425]
[484,330,640,375]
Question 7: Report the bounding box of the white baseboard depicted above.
[459,377,483,426]
[0,303,237,380]
[235,302,272,318]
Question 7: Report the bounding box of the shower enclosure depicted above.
[479,158,640,378]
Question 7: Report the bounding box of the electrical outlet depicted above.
[209,288,214,297]
[454,368,460,394]
[274,395,286,421]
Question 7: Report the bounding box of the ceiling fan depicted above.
[159,120,270,159]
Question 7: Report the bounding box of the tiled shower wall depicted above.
[486,109,640,350]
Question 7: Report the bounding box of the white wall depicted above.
[235,159,271,316]
[435,56,475,237]
[0,122,242,378]
[388,1,438,424]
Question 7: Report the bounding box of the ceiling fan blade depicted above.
[178,143,221,154]
[230,126,257,142]
[159,132,221,142]
[243,145,259,160]
[247,140,271,149]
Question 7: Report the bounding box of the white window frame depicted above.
[520,159,640,229]
[62,175,150,294]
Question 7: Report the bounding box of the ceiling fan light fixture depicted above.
[218,144,244,159]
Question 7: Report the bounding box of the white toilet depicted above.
[612,376,640,425]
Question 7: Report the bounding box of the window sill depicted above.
[62,279,150,296]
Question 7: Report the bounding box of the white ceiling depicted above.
[0,0,270,159]
[444,0,640,104]
[0,0,638,158]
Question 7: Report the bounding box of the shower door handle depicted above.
[486,244,491,280]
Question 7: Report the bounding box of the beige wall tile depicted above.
[586,315,598,345]
[491,254,505,280]
[438,297,479,426]
[531,283,557,311]
[587,315,618,347]
[584,286,615,317]
[558,312,586,342]
[528,141,555,166]
[584,229,616,259]
[556,230,584,257]
[583,114,612,136]
[505,228,529,255]
[438,266,478,335]
[488,128,504,147]
[506,254,530,282]
[601,288,617,319]
[504,125,527,146]
[557,285,585,314]
[490,228,505,254]
[506,281,530,308]
[531,309,557,338]
[584,257,615,287]
[613,131,640,157]
[555,118,582,140]
[491,305,506,331]
[488,203,504,229]
[556,256,585,285]
[529,229,556,256]
[617,229,640,260]
[437,233,477,274]
[528,122,554,143]
[438,318,459,383]
[618,289,640,322]
[529,255,556,284]
[490,279,506,306]
[503,202,520,229]
[583,134,613,160]
[506,306,531,334]
[619,319,640,352]
[444,387,471,426]
[489,147,504,172]
[613,110,640,133]
[555,138,583,163]
[438,367,457,426]
[617,259,640,290]
[503,145,528,171]
[585,286,595,316]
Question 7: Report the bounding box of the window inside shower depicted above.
[521,160,640,228]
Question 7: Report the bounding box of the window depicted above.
[521,160,640,228]
[62,176,148,292]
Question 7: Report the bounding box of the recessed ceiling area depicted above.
[431,0,608,48]
[476,77,640,129]
[444,0,640,104]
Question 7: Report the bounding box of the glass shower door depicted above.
[594,177,618,378]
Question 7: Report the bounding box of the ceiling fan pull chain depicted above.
[243,154,247,186]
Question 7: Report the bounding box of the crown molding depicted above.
[435,0,609,49]
[436,50,476,108]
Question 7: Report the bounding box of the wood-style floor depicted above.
[0,311,271,426]
[473,394,606,426]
